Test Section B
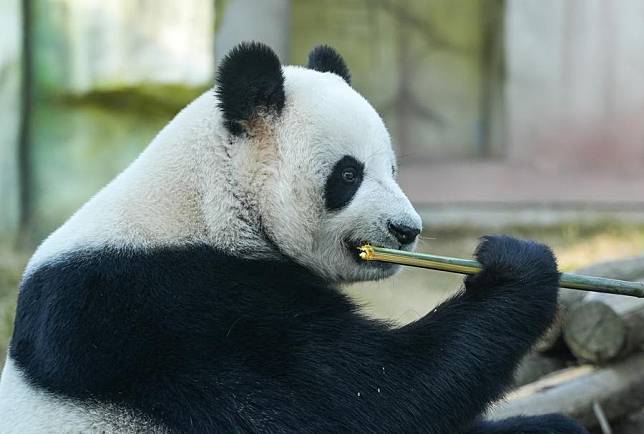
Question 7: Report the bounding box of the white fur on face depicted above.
[12,63,421,431]
[28,66,420,284]
[255,67,422,283]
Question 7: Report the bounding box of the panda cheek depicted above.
[323,156,364,212]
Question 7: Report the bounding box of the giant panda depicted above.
[0,42,586,433]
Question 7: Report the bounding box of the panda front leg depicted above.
[380,235,572,432]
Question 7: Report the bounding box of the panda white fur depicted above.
[0,43,586,433]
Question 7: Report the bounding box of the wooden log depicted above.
[535,256,644,354]
[490,353,644,429]
[611,409,644,434]
[575,255,644,282]
[563,281,644,364]
[534,288,585,353]
[514,352,567,387]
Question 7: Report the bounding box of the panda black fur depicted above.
[0,42,586,433]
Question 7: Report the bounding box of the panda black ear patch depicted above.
[216,42,285,136]
[307,45,351,85]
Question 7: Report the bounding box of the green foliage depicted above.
[0,249,26,362]
[53,84,210,118]
[23,83,208,244]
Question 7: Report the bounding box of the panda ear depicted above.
[307,45,351,85]
[216,42,286,136]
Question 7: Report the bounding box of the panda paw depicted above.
[465,235,560,295]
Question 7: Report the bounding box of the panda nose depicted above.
[387,221,421,245]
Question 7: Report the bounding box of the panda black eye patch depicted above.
[324,155,365,211]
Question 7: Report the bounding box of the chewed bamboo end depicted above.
[358,244,375,261]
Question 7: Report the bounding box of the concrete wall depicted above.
[215,0,291,64]
[506,0,644,171]
[398,0,644,217]
[36,0,214,94]
[291,0,498,160]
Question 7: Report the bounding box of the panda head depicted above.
[214,42,422,283]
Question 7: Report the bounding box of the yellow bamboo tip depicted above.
[358,244,375,261]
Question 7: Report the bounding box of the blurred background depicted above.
[1,1,644,430]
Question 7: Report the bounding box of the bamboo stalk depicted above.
[358,245,644,298]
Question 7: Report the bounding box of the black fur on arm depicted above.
[215,41,285,136]
[380,235,563,433]
[10,237,580,432]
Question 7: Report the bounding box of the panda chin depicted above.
[346,259,401,283]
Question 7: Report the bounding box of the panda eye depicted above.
[325,155,365,211]
[341,167,358,183]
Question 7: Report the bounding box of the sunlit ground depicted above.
[0,221,643,365]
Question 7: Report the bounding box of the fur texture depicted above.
[10,238,585,433]
[216,41,285,136]
[307,45,351,84]
[25,65,420,283]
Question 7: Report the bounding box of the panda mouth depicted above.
[344,239,396,269]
